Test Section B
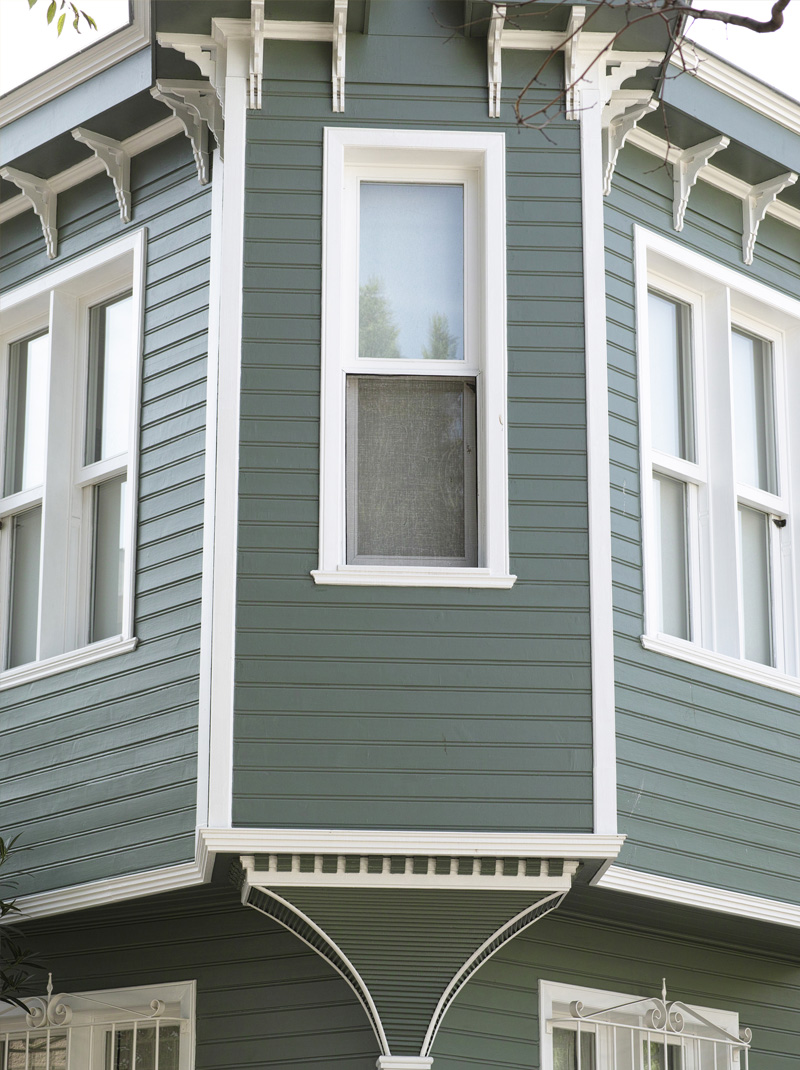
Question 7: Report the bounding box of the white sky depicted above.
[0,0,797,101]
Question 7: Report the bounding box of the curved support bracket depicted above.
[742,171,797,265]
[487,3,506,118]
[72,127,132,222]
[242,876,391,1057]
[602,95,659,196]
[601,54,661,102]
[154,80,225,162]
[563,5,586,120]
[672,135,729,232]
[0,166,57,258]
[332,0,348,113]
[150,85,210,184]
[157,33,226,116]
[419,889,567,1057]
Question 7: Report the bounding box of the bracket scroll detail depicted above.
[72,127,132,222]
[0,166,58,258]
[602,94,659,196]
[151,81,227,184]
[487,3,506,118]
[672,135,729,231]
[742,171,797,265]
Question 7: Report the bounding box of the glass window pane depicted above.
[5,332,48,495]
[359,183,464,361]
[739,505,773,665]
[732,329,777,493]
[643,1039,682,1070]
[91,477,127,642]
[653,475,690,640]
[346,377,477,565]
[86,294,134,464]
[7,1034,66,1070]
[553,1028,597,1070]
[105,1025,180,1070]
[648,292,693,461]
[8,505,42,668]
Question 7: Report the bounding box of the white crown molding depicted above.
[597,865,800,929]
[0,117,182,225]
[0,1,151,129]
[671,45,800,139]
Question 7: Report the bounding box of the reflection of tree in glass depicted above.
[359,277,401,360]
[422,312,458,360]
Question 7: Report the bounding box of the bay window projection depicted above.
[315,128,512,587]
[0,233,142,683]
[639,230,799,683]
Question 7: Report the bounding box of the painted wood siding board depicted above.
[0,134,207,898]
[607,142,800,904]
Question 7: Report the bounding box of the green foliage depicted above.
[27,0,97,36]
[422,313,458,360]
[1,835,40,1011]
[359,277,401,360]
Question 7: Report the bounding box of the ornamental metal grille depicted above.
[548,980,751,1070]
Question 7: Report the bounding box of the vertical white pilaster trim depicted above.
[205,41,248,827]
[196,146,225,827]
[580,77,618,834]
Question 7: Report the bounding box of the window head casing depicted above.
[636,226,800,694]
[313,127,514,588]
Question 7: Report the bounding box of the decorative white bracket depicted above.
[742,171,797,264]
[71,127,132,223]
[487,3,506,118]
[332,0,347,113]
[154,80,224,162]
[250,0,264,110]
[602,93,659,196]
[157,33,227,116]
[563,5,586,120]
[0,166,58,258]
[151,83,219,184]
[672,135,730,231]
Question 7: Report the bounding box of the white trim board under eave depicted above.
[596,865,800,929]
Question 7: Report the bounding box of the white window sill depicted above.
[0,635,138,692]
[311,567,517,589]
[640,633,800,698]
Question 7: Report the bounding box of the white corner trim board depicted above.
[597,865,800,929]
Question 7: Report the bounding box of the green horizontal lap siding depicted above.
[0,136,209,896]
[20,883,378,1070]
[233,9,593,830]
[606,141,800,902]
[432,896,800,1069]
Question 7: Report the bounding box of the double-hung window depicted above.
[637,227,799,689]
[0,231,143,687]
[540,980,751,1070]
[313,128,514,588]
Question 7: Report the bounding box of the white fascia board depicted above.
[0,117,183,225]
[671,46,800,140]
[597,865,800,929]
[0,0,151,129]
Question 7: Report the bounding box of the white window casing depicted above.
[0,980,195,1070]
[539,979,750,1070]
[0,229,145,690]
[635,225,800,695]
[313,127,515,588]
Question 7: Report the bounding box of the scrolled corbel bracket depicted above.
[487,3,506,118]
[742,171,798,265]
[672,135,729,231]
[157,33,226,116]
[154,79,225,162]
[602,95,659,196]
[151,84,210,184]
[250,0,264,110]
[563,5,586,120]
[332,0,348,113]
[72,127,132,222]
[0,166,58,257]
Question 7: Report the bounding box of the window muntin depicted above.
[0,236,141,680]
[639,235,797,679]
[315,128,512,588]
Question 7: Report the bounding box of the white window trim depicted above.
[0,1,151,129]
[0,979,195,1070]
[635,225,800,691]
[0,229,145,688]
[539,979,745,1070]
[312,127,515,589]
